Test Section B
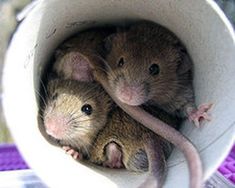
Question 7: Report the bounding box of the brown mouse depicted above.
[93,66,203,188]
[103,20,212,128]
[47,27,203,188]
[38,28,115,146]
[43,79,179,188]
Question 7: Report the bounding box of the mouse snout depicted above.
[115,81,147,106]
[44,115,69,139]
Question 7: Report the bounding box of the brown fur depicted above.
[105,21,195,117]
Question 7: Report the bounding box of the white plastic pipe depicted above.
[2,0,235,187]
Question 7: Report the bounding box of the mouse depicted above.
[92,63,203,188]
[103,20,212,128]
[43,79,111,159]
[43,78,178,188]
[47,27,203,188]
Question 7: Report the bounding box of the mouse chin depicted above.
[46,129,65,140]
[119,97,146,106]
[115,85,147,106]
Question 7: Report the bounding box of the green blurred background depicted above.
[0,0,31,143]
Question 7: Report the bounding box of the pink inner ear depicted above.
[70,52,93,82]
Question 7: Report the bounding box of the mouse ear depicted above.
[174,42,193,75]
[177,51,193,75]
[53,51,94,82]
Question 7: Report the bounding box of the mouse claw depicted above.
[188,103,213,128]
[62,146,81,160]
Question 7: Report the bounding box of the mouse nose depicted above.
[44,115,69,139]
[116,82,146,106]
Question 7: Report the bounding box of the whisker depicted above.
[93,64,117,83]
[37,113,45,120]
[67,116,79,125]
[65,133,91,156]
[35,89,47,107]
[39,77,49,99]
[90,54,117,80]
[69,117,97,127]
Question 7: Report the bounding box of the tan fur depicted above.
[44,79,112,157]
[44,78,179,187]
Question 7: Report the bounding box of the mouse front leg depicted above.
[62,146,82,160]
[186,103,213,128]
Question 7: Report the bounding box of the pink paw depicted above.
[62,146,81,160]
[103,142,124,169]
[188,103,213,128]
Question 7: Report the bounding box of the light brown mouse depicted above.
[103,20,212,128]
[43,79,178,188]
[43,80,111,158]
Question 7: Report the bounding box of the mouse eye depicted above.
[149,64,160,76]
[52,92,58,100]
[118,57,125,67]
[81,104,93,115]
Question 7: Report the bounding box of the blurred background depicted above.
[0,0,31,143]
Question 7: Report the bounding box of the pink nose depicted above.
[44,115,68,139]
[115,82,146,106]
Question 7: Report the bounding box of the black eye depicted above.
[118,57,125,67]
[52,92,58,100]
[81,104,93,115]
[149,64,160,76]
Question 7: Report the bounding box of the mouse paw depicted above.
[188,103,213,128]
[103,142,124,169]
[62,146,81,160]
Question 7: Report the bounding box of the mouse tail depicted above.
[138,135,167,188]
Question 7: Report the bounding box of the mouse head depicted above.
[43,79,112,149]
[104,21,192,106]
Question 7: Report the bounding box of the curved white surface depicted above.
[2,0,235,187]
